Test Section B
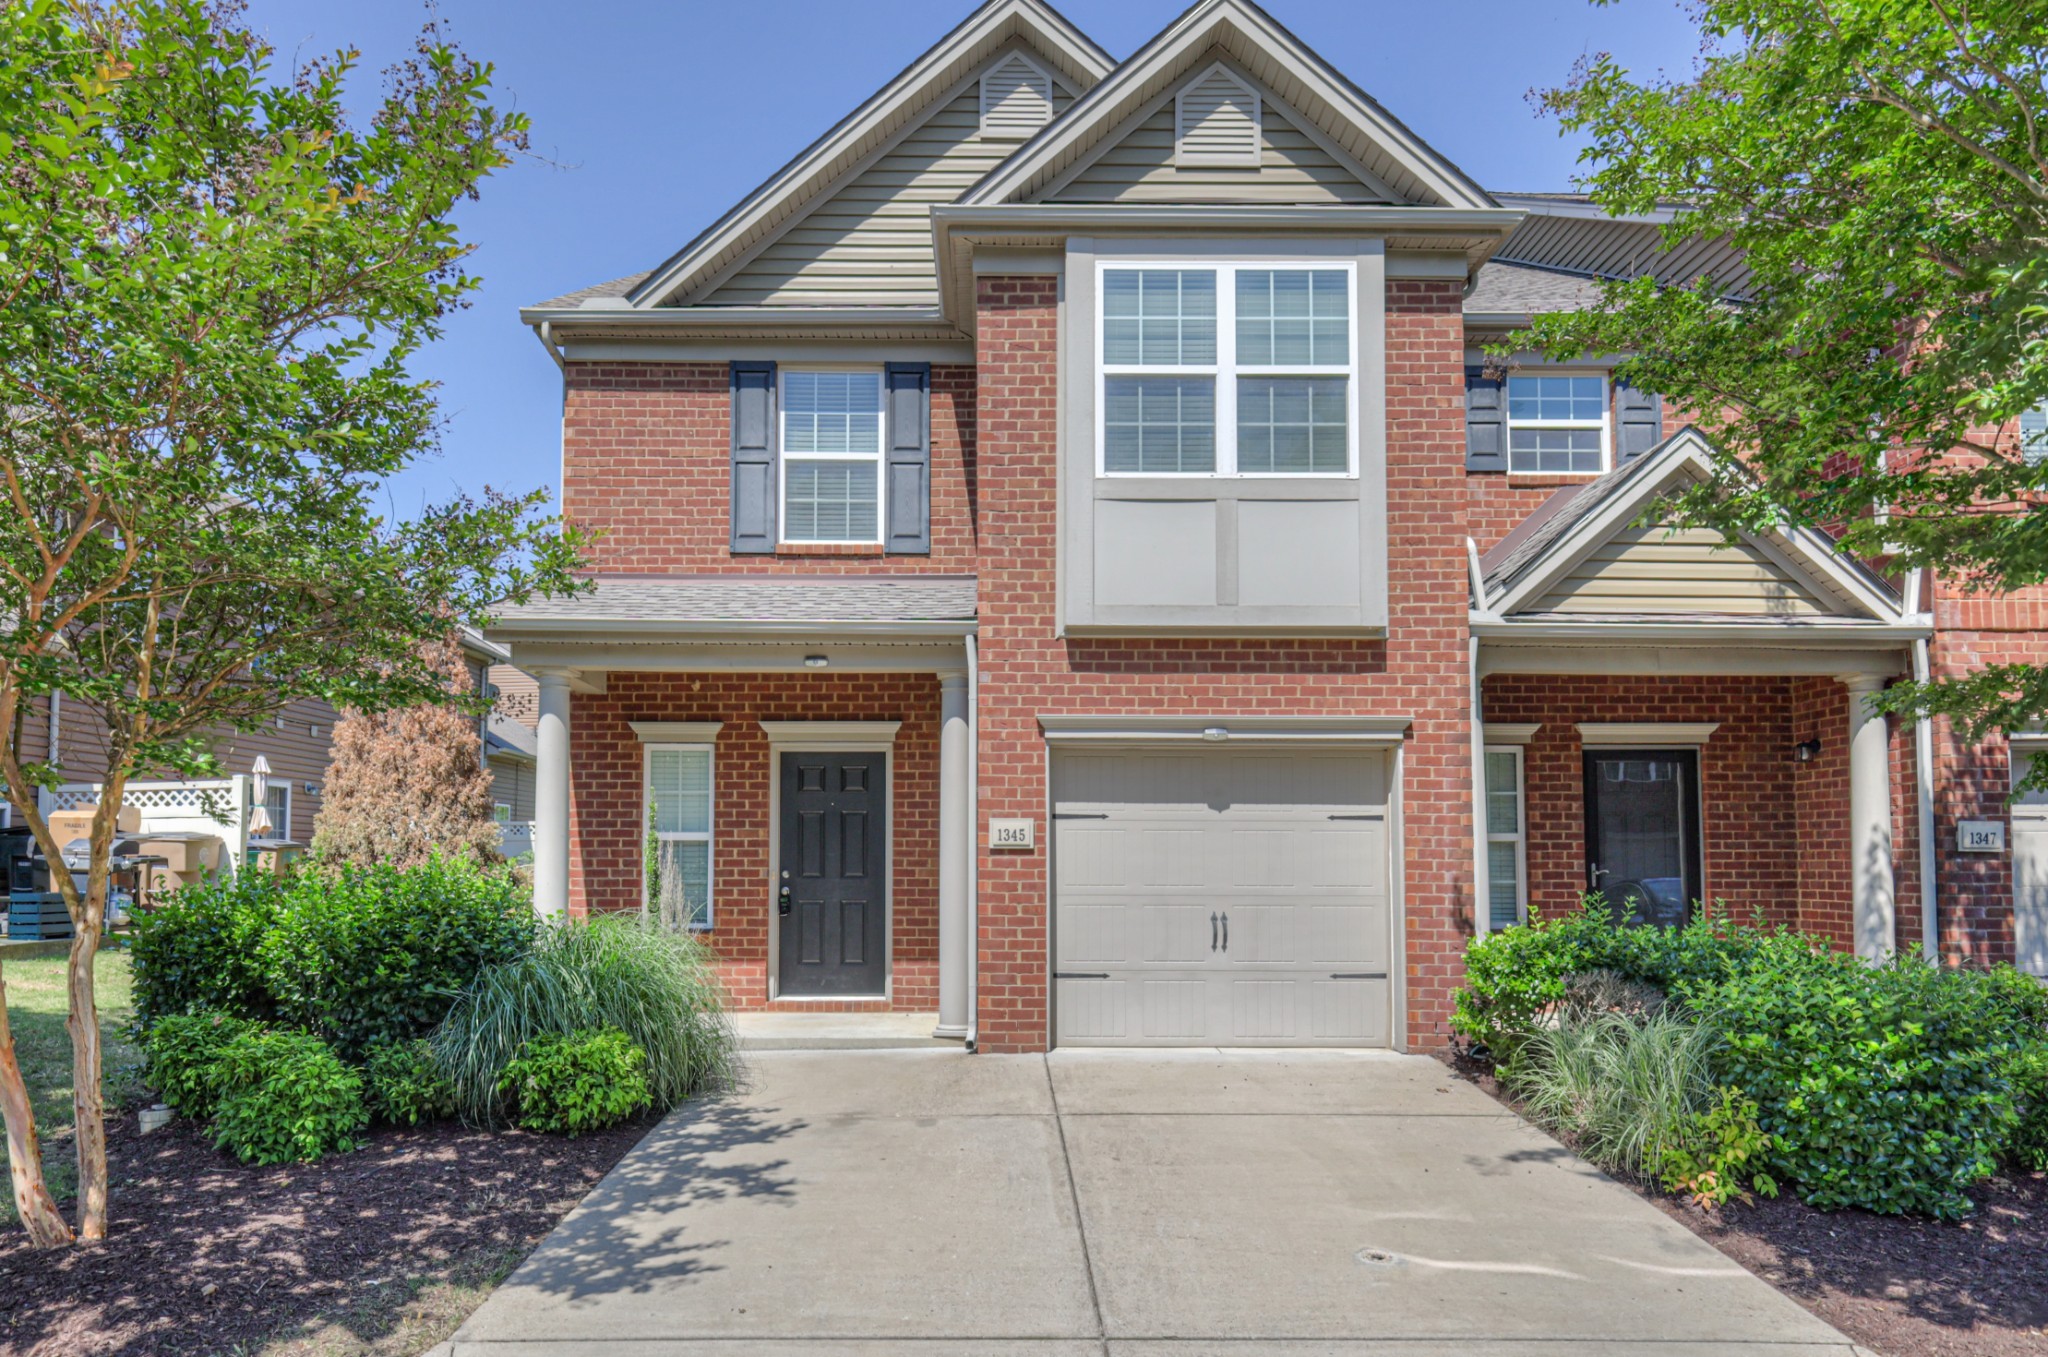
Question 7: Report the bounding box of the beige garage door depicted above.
[1051,747,1393,1047]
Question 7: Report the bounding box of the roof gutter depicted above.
[485,617,978,640]
[1470,616,1934,644]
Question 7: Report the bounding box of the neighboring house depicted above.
[491,0,2048,1054]
[19,631,519,849]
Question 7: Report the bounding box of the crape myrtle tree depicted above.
[311,635,504,871]
[0,0,584,1245]
[1523,0,2048,740]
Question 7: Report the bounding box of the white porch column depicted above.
[934,669,971,1039]
[1842,673,1895,959]
[533,668,573,922]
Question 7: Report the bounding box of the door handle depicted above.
[1221,912,1229,953]
[778,885,792,916]
[1210,911,1218,952]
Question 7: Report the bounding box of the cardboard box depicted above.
[135,835,223,874]
[47,805,141,844]
[144,867,202,901]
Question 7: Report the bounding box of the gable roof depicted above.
[1478,428,1905,624]
[613,0,1113,312]
[963,0,1495,210]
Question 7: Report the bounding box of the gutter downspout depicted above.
[530,321,566,373]
[965,632,979,1053]
[1910,569,1938,960]
[1466,539,1492,939]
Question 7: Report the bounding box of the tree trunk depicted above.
[65,920,105,1241]
[0,964,72,1248]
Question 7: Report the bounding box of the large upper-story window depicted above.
[1506,374,1609,474]
[1098,262,1355,477]
[780,369,884,544]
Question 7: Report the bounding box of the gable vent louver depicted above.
[981,52,1053,140]
[1175,64,1262,167]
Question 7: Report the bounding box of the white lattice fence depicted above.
[500,820,535,855]
[43,777,252,869]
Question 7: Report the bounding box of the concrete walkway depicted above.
[447,1049,1860,1356]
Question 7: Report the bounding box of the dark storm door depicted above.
[779,752,888,996]
[1583,748,1702,928]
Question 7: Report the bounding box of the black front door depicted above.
[1583,748,1701,928]
[779,751,887,996]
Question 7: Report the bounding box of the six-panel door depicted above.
[779,751,888,997]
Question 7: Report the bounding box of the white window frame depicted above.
[261,783,291,841]
[493,802,512,825]
[778,366,885,547]
[642,742,716,930]
[1095,258,1359,479]
[1505,370,1612,475]
[1483,745,1528,929]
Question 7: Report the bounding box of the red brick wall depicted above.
[970,275,1477,1053]
[561,361,978,574]
[565,672,941,1012]
[1482,676,1803,928]
[1789,676,1854,946]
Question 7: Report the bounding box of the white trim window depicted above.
[2022,398,2048,466]
[1098,261,1356,477]
[644,743,715,928]
[1507,373,1610,474]
[780,369,884,544]
[260,783,291,841]
[1483,746,1527,929]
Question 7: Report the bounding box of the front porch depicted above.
[489,576,980,1036]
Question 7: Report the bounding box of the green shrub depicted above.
[1981,965,2048,1171]
[433,914,733,1124]
[1686,954,2020,1219]
[141,1011,260,1119]
[496,1027,651,1134]
[258,856,535,1058]
[131,874,287,1025]
[1506,1010,1723,1180]
[363,1039,456,1127]
[208,1029,368,1165]
[1659,1087,1778,1208]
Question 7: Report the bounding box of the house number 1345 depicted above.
[989,818,1035,850]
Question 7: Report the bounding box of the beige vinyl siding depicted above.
[705,83,1073,308]
[1043,99,1389,205]
[490,757,535,821]
[1531,526,1843,617]
[13,693,341,837]
[490,664,538,728]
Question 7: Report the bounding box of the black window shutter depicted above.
[1465,366,1507,472]
[883,362,932,555]
[1615,380,1664,463]
[729,361,777,553]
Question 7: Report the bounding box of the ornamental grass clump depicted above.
[1505,1009,1721,1181]
[431,914,734,1126]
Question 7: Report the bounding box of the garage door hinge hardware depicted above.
[1329,972,1387,980]
[1055,971,1110,980]
[1054,812,1109,820]
[1327,814,1383,821]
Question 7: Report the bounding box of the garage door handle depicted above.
[1221,912,1228,952]
[1328,814,1383,821]
[1054,812,1108,820]
[1329,972,1387,980]
[1055,971,1110,980]
[1210,912,1218,951]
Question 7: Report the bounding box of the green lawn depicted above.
[0,947,144,1221]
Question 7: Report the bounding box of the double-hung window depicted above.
[645,744,715,928]
[1507,374,1609,474]
[2023,398,2048,466]
[1099,262,1355,476]
[1483,747,1526,930]
[781,370,884,544]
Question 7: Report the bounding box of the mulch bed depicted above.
[0,1107,657,1357]
[1442,1051,2048,1357]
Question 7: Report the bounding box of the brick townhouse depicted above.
[490,0,2048,1053]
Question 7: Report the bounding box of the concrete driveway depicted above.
[447,1049,1859,1356]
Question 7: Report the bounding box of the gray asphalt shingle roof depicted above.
[1463,261,1606,317]
[492,575,978,627]
[532,272,651,310]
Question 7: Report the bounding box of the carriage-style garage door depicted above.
[1051,747,1393,1047]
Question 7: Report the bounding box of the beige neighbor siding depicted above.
[489,664,538,728]
[704,78,1073,308]
[1043,100,1391,205]
[1531,525,1843,617]
[490,757,535,821]
[13,693,341,839]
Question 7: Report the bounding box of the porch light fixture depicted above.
[1795,738,1822,763]
[1201,727,1229,742]
[803,655,829,669]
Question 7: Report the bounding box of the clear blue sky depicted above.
[236,0,1703,522]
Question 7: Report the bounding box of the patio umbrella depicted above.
[248,757,273,837]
